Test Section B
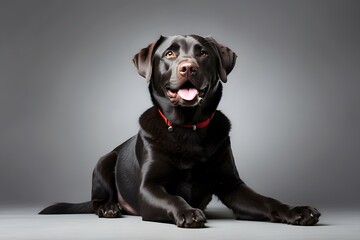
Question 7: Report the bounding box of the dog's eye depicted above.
[199,50,208,57]
[164,50,176,59]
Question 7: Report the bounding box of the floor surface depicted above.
[1,206,359,240]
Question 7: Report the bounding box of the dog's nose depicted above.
[178,61,198,77]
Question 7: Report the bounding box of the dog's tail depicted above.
[39,201,93,215]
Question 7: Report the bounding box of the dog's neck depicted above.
[158,109,214,132]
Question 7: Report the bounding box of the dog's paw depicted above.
[175,208,207,228]
[283,206,321,225]
[96,203,122,218]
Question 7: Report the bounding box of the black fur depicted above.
[39,202,93,214]
[40,35,320,227]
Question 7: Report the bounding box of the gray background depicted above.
[1,0,359,210]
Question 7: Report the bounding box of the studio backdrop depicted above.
[1,0,359,209]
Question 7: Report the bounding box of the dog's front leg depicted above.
[140,182,206,228]
[214,144,320,225]
[139,156,206,228]
[219,183,320,225]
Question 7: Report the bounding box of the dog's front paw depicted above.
[174,208,207,228]
[283,206,321,225]
[96,203,122,218]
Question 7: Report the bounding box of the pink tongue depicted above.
[178,88,199,101]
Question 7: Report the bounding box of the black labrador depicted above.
[40,35,320,227]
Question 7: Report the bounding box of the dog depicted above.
[40,35,320,227]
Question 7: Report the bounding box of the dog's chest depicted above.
[169,131,214,167]
[166,167,212,206]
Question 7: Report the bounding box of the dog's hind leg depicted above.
[91,151,122,218]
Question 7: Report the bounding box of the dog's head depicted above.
[133,35,236,124]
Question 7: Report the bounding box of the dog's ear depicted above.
[206,37,237,83]
[133,36,164,81]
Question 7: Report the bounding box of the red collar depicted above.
[158,109,214,132]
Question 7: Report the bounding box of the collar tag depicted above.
[168,126,174,132]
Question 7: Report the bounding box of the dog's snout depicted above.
[178,61,198,77]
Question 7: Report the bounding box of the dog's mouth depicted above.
[166,81,207,107]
